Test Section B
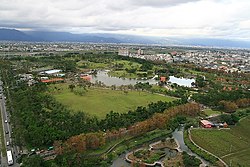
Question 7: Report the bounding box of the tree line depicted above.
[192,89,250,107]
[8,80,185,148]
[54,102,201,156]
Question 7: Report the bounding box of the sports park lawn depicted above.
[49,84,176,119]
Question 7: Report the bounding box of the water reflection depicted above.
[168,76,195,87]
[90,71,195,87]
[111,128,209,167]
[91,71,158,86]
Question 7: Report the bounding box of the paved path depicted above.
[221,147,250,159]
[188,128,228,167]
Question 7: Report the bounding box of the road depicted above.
[0,80,20,167]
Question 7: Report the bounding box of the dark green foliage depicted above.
[140,63,153,71]
[11,84,99,147]
[54,153,108,167]
[125,68,137,73]
[219,114,239,125]
[99,99,185,130]
[167,116,187,130]
[192,89,250,107]
[195,76,206,88]
[182,151,201,167]
[134,82,152,91]
[22,155,47,167]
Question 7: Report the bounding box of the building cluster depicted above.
[118,48,173,62]
[1,42,249,73]
[178,50,250,73]
[0,42,120,53]
[17,69,66,86]
[118,48,250,73]
[200,120,228,129]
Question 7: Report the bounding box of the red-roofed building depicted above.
[80,75,91,81]
[170,51,177,56]
[200,120,212,128]
[41,78,64,83]
[160,77,166,82]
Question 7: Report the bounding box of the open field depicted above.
[112,60,141,69]
[191,116,250,166]
[77,61,108,69]
[203,108,221,116]
[49,84,175,118]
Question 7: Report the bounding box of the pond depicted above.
[168,76,195,87]
[110,153,130,167]
[172,127,210,166]
[111,127,209,167]
[90,71,195,87]
[90,70,158,86]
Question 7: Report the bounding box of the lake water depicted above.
[168,76,195,87]
[90,71,195,87]
[90,71,158,86]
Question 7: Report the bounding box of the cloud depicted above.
[0,0,250,39]
[129,0,202,8]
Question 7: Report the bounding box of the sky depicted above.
[0,0,250,40]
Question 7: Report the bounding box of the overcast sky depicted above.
[1,0,250,39]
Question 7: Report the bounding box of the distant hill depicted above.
[0,28,250,48]
[25,31,121,43]
[0,29,37,41]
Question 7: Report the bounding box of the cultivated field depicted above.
[49,84,175,118]
[191,116,250,166]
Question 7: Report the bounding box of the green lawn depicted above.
[50,84,175,118]
[203,109,221,116]
[191,116,250,166]
[77,61,108,69]
[112,60,141,69]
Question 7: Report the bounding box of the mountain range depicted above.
[0,28,250,48]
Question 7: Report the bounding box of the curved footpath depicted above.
[125,138,177,167]
[188,128,228,167]
[125,148,164,167]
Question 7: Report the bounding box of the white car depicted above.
[6,141,9,146]
[5,120,7,123]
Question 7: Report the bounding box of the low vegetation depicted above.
[184,131,219,165]
[182,151,201,167]
[191,116,250,166]
[49,84,175,118]
[203,108,221,116]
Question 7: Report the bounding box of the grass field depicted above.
[203,109,221,116]
[112,60,141,69]
[77,61,108,69]
[191,116,250,166]
[50,84,175,118]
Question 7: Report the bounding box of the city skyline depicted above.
[0,0,250,40]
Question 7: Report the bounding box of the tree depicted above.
[219,100,238,113]
[195,76,206,88]
[68,84,75,92]
[22,155,45,167]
